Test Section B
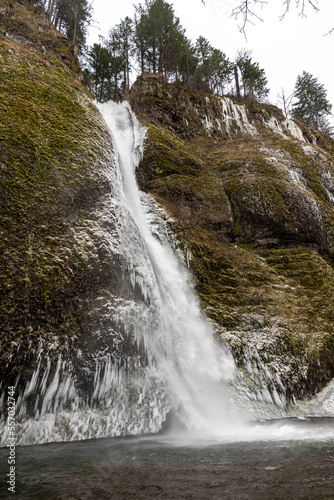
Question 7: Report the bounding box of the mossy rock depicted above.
[132,74,334,403]
[0,5,118,385]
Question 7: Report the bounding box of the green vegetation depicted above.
[236,49,270,101]
[1,0,334,405]
[0,5,114,383]
[130,74,334,400]
[83,0,269,104]
[29,0,92,51]
[292,71,333,136]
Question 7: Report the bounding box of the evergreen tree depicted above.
[84,1,273,101]
[162,19,190,80]
[51,0,92,51]
[104,27,124,100]
[172,34,197,86]
[133,0,186,78]
[133,3,149,74]
[236,51,269,101]
[195,36,213,91]
[292,71,333,134]
[207,48,234,95]
[194,37,233,94]
[117,17,134,92]
[147,0,176,75]
[86,43,113,102]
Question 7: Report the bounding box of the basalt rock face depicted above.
[1,0,334,426]
[129,74,334,408]
[0,0,128,391]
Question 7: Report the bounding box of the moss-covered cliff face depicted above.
[0,0,126,388]
[129,74,334,405]
[1,0,334,426]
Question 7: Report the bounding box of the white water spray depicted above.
[1,100,333,447]
[0,101,237,446]
[98,100,236,434]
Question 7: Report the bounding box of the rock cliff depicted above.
[0,0,124,390]
[129,74,334,406]
[1,0,334,432]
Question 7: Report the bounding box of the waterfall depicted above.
[96,101,236,434]
[0,101,236,446]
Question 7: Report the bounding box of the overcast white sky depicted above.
[87,0,334,121]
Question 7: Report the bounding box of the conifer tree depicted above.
[195,36,214,90]
[133,4,149,74]
[117,17,134,92]
[86,43,113,102]
[194,37,233,94]
[169,35,197,87]
[50,0,92,51]
[236,51,269,101]
[104,27,124,100]
[84,0,272,101]
[133,0,186,78]
[207,48,234,95]
[292,71,333,134]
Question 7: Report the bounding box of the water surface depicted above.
[1,417,334,499]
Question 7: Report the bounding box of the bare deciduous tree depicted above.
[277,88,294,118]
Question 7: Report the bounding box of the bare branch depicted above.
[201,0,328,37]
[230,0,320,34]
[277,87,295,118]
[280,0,319,20]
[231,0,267,37]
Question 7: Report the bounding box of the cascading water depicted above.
[1,100,333,451]
[96,101,236,434]
[0,101,237,446]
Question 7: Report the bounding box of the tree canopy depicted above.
[236,49,269,101]
[31,0,93,51]
[292,71,332,135]
[83,0,271,105]
[54,0,332,139]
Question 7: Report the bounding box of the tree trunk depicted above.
[234,66,240,98]
[140,44,145,74]
[72,10,78,45]
[152,46,156,74]
[47,0,55,19]
[113,59,118,100]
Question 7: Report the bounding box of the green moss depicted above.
[263,249,334,329]
[0,22,114,382]
[130,74,334,399]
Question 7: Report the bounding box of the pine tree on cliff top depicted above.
[292,71,333,135]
